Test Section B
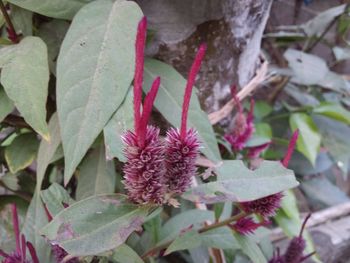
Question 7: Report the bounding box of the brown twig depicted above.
[0,0,19,43]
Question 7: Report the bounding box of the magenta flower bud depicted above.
[240,192,284,218]
[123,126,166,204]
[230,217,269,236]
[122,17,166,204]
[165,128,200,193]
[164,44,205,194]
[52,245,79,263]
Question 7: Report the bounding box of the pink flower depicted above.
[164,45,205,194]
[247,142,271,159]
[230,217,269,236]
[239,130,300,218]
[224,88,255,152]
[122,17,166,204]
[0,204,39,263]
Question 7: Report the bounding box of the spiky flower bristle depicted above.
[123,126,166,204]
[241,192,284,218]
[231,217,267,236]
[164,128,200,194]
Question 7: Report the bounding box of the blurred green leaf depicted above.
[0,172,19,191]
[10,4,33,36]
[254,101,272,120]
[56,0,143,185]
[41,183,75,217]
[165,229,202,255]
[5,133,39,173]
[313,103,350,125]
[0,86,14,122]
[7,0,95,19]
[111,244,144,263]
[144,58,221,162]
[290,113,321,165]
[104,90,133,162]
[234,233,267,263]
[76,144,116,200]
[200,226,239,249]
[41,194,150,256]
[333,46,350,61]
[0,37,50,139]
[183,161,298,204]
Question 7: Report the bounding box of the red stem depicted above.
[11,204,21,255]
[26,242,40,263]
[21,234,26,262]
[0,249,9,258]
[180,44,206,139]
[299,213,311,238]
[138,76,161,147]
[133,17,147,138]
[281,129,299,168]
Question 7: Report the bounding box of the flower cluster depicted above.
[230,217,269,236]
[269,214,315,263]
[224,87,255,152]
[122,17,203,204]
[0,204,39,263]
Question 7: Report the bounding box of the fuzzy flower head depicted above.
[230,217,269,236]
[224,88,255,152]
[164,44,205,194]
[0,204,39,263]
[122,17,165,204]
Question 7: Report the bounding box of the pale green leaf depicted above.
[76,144,116,200]
[5,133,39,173]
[0,37,49,139]
[36,113,61,190]
[234,233,267,263]
[144,58,221,162]
[313,102,350,125]
[22,193,51,263]
[290,113,321,165]
[111,244,144,263]
[41,183,75,217]
[7,0,94,20]
[103,89,133,161]
[333,46,350,61]
[10,4,33,36]
[182,161,298,204]
[165,230,202,255]
[40,194,150,256]
[0,172,19,191]
[200,226,239,250]
[0,86,14,122]
[57,0,143,185]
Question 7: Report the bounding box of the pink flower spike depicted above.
[133,17,147,137]
[247,99,255,123]
[21,234,26,261]
[139,76,161,147]
[0,249,9,258]
[180,44,206,139]
[282,129,299,168]
[11,204,21,255]
[26,242,40,263]
[230,217,269,236]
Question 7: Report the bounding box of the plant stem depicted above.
[141,211,247,260]
[0,0,18,43]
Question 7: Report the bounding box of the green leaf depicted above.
[6,0,94,20]
[182,161,298,204]
[57,0,143,185]
[0,37,50,139]
[200,226,239,250]
[0,172,19,191]
[165,229,202,255]
[144,58,221,162]
[159,210,214,244]
[10,4,33,36]
[111,244,144,263]
[37,19,70,75]
[290,113,321,165]
[76,144,116,200]
[41,183,75,217]
[253,101,272,120]
[36,113,61,190]
[5,133,39,173]
[0,86,14,122]
[234,233,267,263]
[104,90,133,162]
[313,102,350,125]
[40,194,150,256]
[22,193,51,263]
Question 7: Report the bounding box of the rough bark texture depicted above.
[136,0,273,113]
